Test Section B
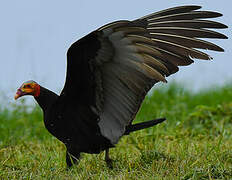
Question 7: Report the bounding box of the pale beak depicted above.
[14,89,25,100]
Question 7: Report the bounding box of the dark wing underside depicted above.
[62,5,227,144]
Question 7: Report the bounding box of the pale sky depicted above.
[0,0,231,106]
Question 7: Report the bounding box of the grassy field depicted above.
[0,83,232,179]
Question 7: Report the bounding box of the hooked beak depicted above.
[14,88,25,100]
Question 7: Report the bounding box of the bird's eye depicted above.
[24,85,31,88]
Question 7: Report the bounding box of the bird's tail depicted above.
[124,118,166,135]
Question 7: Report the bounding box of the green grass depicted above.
[0,83,232,179]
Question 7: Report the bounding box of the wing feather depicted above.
[63,5,227,144]
[147,27,227,39]
[147,11,223,22]
[140,5,202,20]
[149,33,224,51]
[148,20,228,29]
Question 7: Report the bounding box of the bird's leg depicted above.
[66,150,80,168]
[105,148,113,168]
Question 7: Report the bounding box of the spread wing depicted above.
[62,5,227,144]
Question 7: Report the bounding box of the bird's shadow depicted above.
[62,150,175,172]
[139,150,175,165]
[106,150,175,171]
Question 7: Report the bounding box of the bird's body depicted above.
[15,5,227,168]
[38,86,113,154]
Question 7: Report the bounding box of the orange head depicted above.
[14,80,40,100]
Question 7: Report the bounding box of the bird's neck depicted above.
[34,86,58,113]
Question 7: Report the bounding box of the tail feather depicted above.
[124,118,166,135]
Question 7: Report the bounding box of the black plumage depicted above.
[15,5,227,168]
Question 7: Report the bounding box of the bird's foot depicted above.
[66,150,80,168]
[105,158,113,169]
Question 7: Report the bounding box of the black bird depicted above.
[15,5,227,168]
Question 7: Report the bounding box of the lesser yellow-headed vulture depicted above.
[15,5,227,168]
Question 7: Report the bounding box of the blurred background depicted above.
[0,0,231,106]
